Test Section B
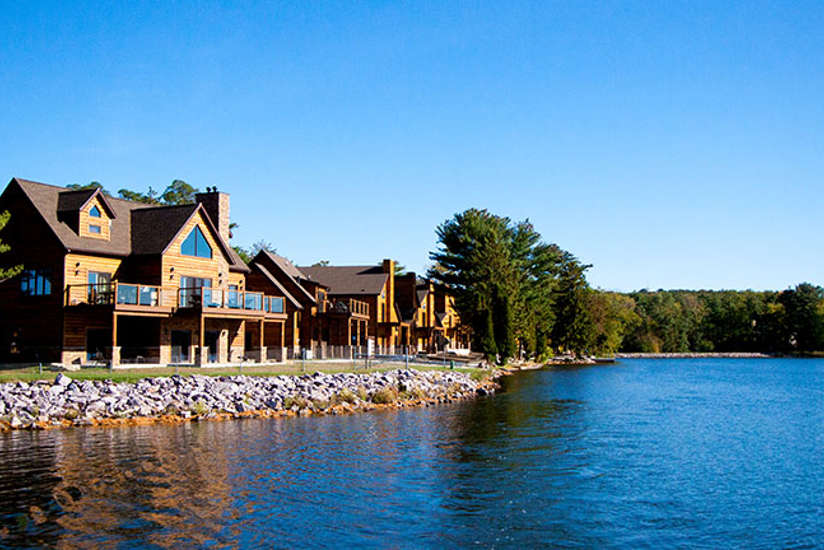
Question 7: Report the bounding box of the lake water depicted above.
[1,358,823,548]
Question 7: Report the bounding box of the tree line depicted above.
[616,286,824,354]
[66,179,200,206]
[430,208,824,360]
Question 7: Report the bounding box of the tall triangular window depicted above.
[181,226,213,259]
[89,205,102,218]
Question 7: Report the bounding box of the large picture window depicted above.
[20,269,52,296]
[181,226,212,259]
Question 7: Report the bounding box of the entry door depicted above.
[88,272,112,304]
[204,331,219,363]
[180,276,212,307]
[171,330,191,363]
[86,328,110,361]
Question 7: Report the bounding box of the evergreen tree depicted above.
[429,208,580,360]
[161,179,199,205]
[493,291,517,362]
[549,252,594,354]
[479,308,498,362]
[0,211,23,280]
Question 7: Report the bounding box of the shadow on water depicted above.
[0,423,240,548]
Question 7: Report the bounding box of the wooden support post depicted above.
[111,313,119,368]
[197,314,206,366]
[112,313,118,349]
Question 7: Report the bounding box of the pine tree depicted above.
[0,211,23,280]
[479,308,498,362]
[493,292,517,363]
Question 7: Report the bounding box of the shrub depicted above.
[191,400,209,416]
[334,388,358,405]
[64,408,80,420]
[371,386,399,404]
[356,386,369,401]
[399,387,427,401]
[312,399,330,411]
[283,396,309,410]
[470,371,488,382]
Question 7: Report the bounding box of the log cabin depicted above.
[395,274,472,353]
[245,251,371,358]
[299,260,398,355]
[0,178,289,367]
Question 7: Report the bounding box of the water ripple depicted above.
[0,359,823,548]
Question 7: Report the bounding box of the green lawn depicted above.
[0,361,491,384]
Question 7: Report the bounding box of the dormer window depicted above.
[181,226,212,259]
[89,224,101,234]
[89,205,101,218]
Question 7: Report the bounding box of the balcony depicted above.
[264,296,286,316]
[65,282,172,314]
[177,287,284,318]
[328,298,370,318]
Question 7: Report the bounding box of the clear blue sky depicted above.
[1,1,822,291]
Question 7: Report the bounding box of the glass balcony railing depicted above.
[66,282,163,308]
[116,283,161,306]
[178,287,273,313]
[265,296,284,314]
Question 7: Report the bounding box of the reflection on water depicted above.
[1,359,824,548]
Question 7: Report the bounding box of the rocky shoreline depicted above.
[0,369,498,431]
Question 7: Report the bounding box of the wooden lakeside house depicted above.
[299,260,399,355]
[245,250,370,359]
[0,178,289,367]
[395,274,472,353]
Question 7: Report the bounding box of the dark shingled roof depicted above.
[262,250,305,281]
[298,265,388,296]
[250,262,303,310]
[259,251,318,303]
[56,188,95,212]
[11,178,248,271]
[56,187,117,218]
[130,204,199,255]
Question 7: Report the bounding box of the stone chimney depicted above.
[195,188,231,243]
[382,259,396,322]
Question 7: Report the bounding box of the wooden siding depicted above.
[161,210,235,307]
[63,253,123,306]
[78,195,111,240]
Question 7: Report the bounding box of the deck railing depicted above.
[349,299,369,317]
[178,287,283,313]
[264,296,285,314]
[327,298,369,317]
[65,282,281,314]
[116,283,162,307]
[65,282,163,307]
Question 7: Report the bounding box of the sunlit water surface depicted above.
[1,358,823,548]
